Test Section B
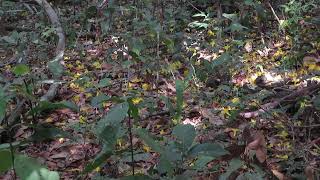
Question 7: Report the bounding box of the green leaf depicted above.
[135,128,163,153]
[188,143,229,157]
[83,145,112,174]
[193,156,216,170]
[48,61,64,78]
[95,102,129,135]
[13,64,30,76]
[229,23,248,32]
[0,88,8,123]
[61,101,79,112]
[158,155,174,175]
[30,101,79,115]
[313,95,320,110]
[211,53,232,69]
[97,78,111,88]
[0,150,13,173]
[219,158,244,180]
[222,13,238,21]
[30,124,74,142]
[91,94,110,108]
[174,80,184,124]
[172,124,195,153]
[1,36,17,44]
[15,154,59,180]
[120,175,153,180]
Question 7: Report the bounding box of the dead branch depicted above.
[34,0,66,101]
[240,83,320,119]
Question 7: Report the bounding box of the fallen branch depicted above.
[34,0,66,101]
[240,83,320,118]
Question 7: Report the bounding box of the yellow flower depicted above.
[92,61,101,69]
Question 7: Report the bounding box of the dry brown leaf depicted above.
[255,148,267,163]
[272,169,286,180]
[245,130,267,163]
[305,165,315,180]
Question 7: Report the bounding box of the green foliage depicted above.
[135,124,229,177]
[0,150,13,173]
[13,64,30,76]
[0,150,59,180]
[15,154,59,180]
[173,80,185,124]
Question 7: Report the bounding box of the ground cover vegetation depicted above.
[0,0,320,179]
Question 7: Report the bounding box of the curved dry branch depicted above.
[34,0,65,101]
[240,83,320,119]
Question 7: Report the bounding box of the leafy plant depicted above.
[135,124,229,178]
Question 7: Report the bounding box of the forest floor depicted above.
[1,1,320,179]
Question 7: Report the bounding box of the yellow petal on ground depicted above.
[45,117,53,123]
[143,145,151,152]
[94,167,101,172]
[231,97,240,104]
[275,154,288,160]
[131,77,143,83]
[72,95,80,103]
[132,97,143,105]
[92,61,101,69]
[64,56,71,60]
[79,115,86,124]
[160,129,166,135]
[142,83,151,91]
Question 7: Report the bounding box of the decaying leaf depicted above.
[244,129,267,163]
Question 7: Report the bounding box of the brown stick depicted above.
[240,83,320,118]
[34,0,66,101]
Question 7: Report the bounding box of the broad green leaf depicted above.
[313,95,320,110]
[30,124,73,141]
[0,150,13,173]
[120,175,153,180]
[98,125,121,147]
[15,154,59,180]
[193,156,216,170]
[174,80,184,124]
[30,101,79,115]
[0,141,22,150]
[97,78,111,88]
[219,158,244,180]
[91,94,110,108]
[83,145,112,174]
[158,155,174,175]
[229,23,248,32]
[13,64,30,76]
[1,36,17,44]
[222,13,238,21]
[48,61,64,78]
[135,128,163,153]
[0,88,8,123]
[95,102,129,135]
[188,143,229,157]
[61,101,79,112]
[188,21,208,29]
[211,53,232,69]
[172,124,195,153]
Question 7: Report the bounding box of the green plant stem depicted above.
[23,79,36,123]
[5,118,16,179]
[128,113,135,175]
